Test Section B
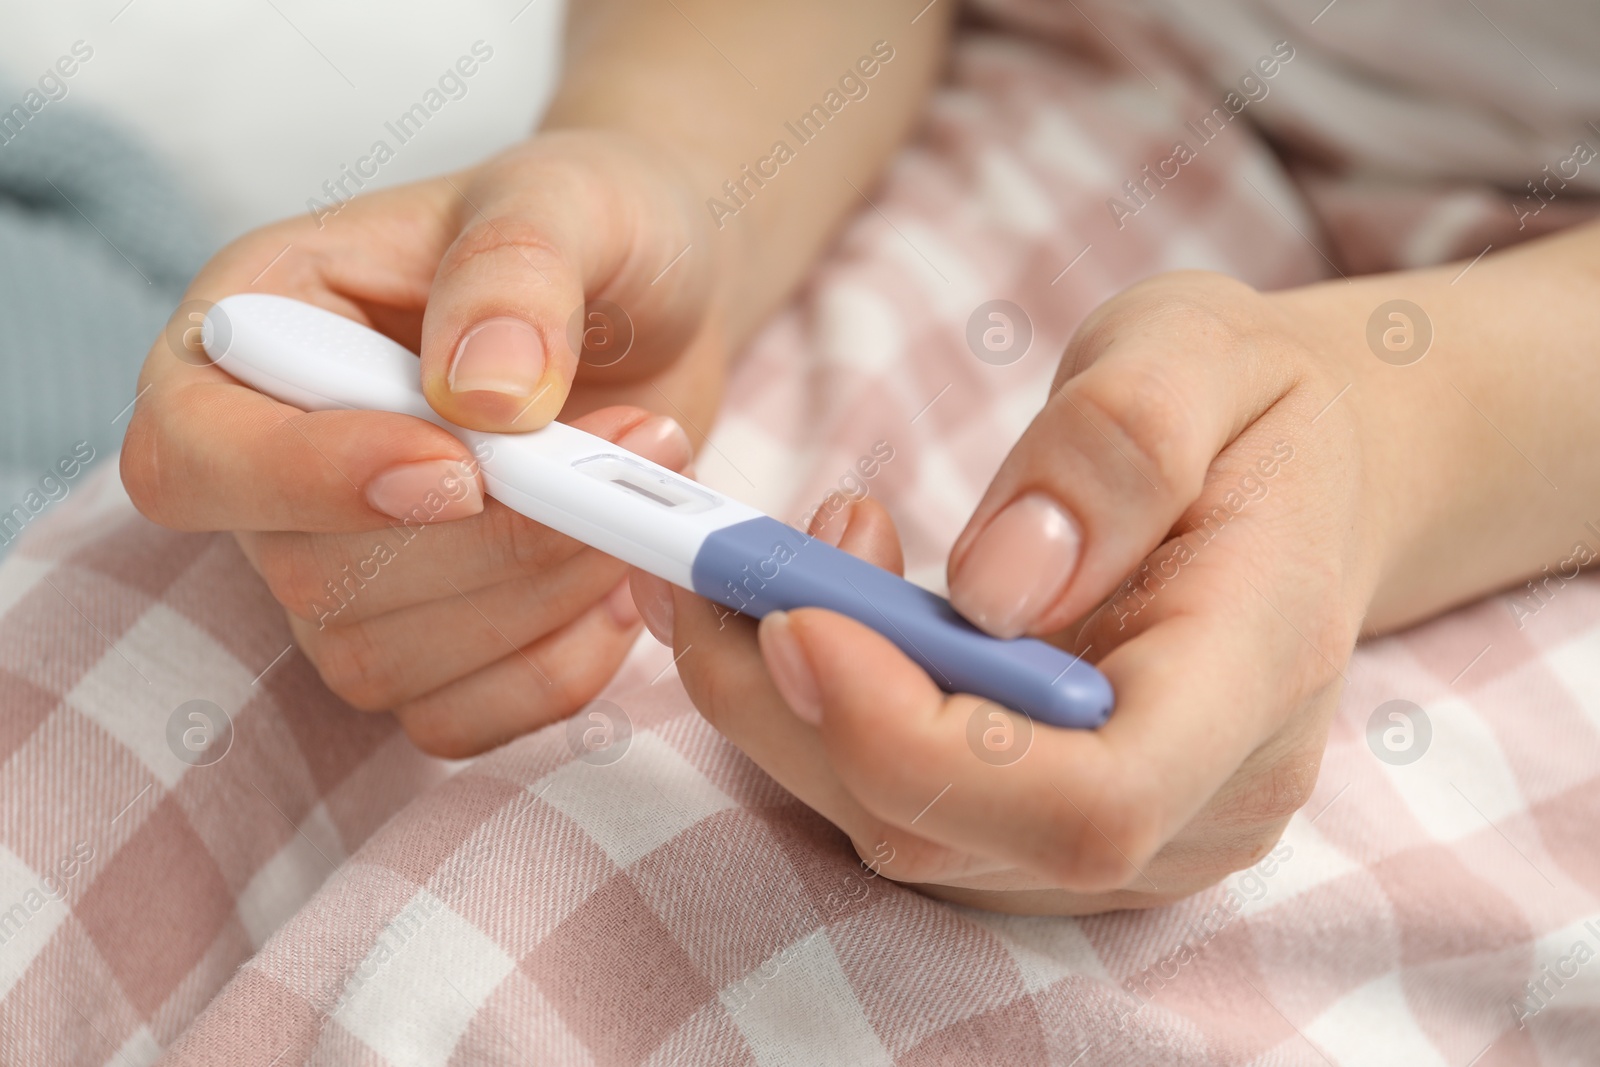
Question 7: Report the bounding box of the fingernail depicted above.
[449,317,545,397]
[950,492,1081,639]
[631,571,675,645]
[604,578,642,630]
[364,459,483,522]
[617,415,693,472]
[759,611,823,726]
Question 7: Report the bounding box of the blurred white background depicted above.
[0,0,566,241]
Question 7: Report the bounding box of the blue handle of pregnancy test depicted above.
[690,517,1113,729]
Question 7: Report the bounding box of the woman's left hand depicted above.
[635,210,1600,914]
[632,271,1385,914]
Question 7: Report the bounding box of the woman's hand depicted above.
[650,220,1600,912]
[121,0,956,759]
[641,271,1383,913]
[123,129,726,757]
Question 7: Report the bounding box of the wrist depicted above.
[1269,260,1583,634]
[1267,278,1457,632]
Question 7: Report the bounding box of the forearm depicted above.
[1277,222,1600,632]
[543,0,954,347]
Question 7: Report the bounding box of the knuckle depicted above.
[395,702,482,760]
[673,647,721,724]
[522,638,616,727]
[1122,271,1257,322]
[672,605,760,728]
[1197,826,1292,887]
[119,407,168,525]
[1069,365,1203,500]
[1223,754,1322,826]
[676,636,754,732]
[1045,783,1163,893]
[488,503,570,576]
[1258,758,1321,822]
[443,215,564,275]
[848,830,947,885]
[120,387,211,530]
[301,623,397,712]
[1071,270,1245,353]
[546,656,607,721]
[249,535,334,623]
[214,225,326,285]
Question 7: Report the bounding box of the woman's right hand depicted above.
[123,129,728,757]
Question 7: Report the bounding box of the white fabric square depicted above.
[104,1025,162,1067]
[978,149,1057,235]
[67,603,258,788]
[236,803,346,949]
[724,932,893,1067]
[694,413,796,516]
[1515,915,1600,1018]
[331,889,516,1067]
[431,790,608,948]
[885,219,984,324]
[817,282,905,374]
[1304,972,1450,1067]
[0,844,69,1001]
[0,556,51,620]
[1548,629,1600,734]
[1237,817,1359,918]
[963,912,1111,994]
[537,732,736,868]
[1025,107,1124,187]
[1383,696,1528,843]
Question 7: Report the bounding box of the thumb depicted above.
[418,142,705,432]
[946,276,1299,639]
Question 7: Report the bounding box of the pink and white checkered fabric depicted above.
[4,9,1600,1066]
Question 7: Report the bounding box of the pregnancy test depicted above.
[202,294,1113,729]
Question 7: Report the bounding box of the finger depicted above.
[630,569,677,648]
[419,140,708,431]
[946,273,1307,638]
[827,493,905,576]
[126,212,480,534]
[240,408,691,620]
[770,581,1310,892]
[633,493,906,654]
[123,383,482,533]
[136,183,461,402]
[391,586,644,758]
[289,550,630,709]
[669,500,996,882]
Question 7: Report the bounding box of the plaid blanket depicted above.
[4,11,1599,1067]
